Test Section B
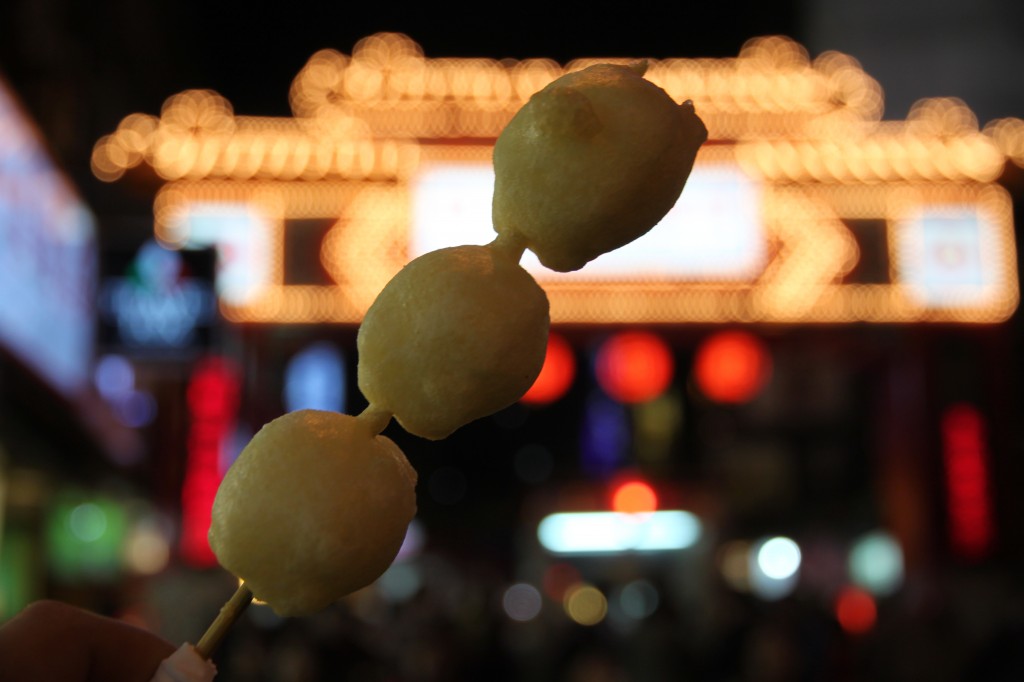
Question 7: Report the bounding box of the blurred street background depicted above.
[2,1,1024,680]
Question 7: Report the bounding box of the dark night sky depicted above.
[0,0,800,191]
[2,0,1022,208]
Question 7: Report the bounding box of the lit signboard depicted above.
[410,160,767,281]
[0,76,96,393]
[896,208,1005,309]
[538,511,702,554]
[98,240,217,353]
[93,33,1020,324]
[171,203,274,305]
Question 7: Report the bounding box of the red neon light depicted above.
[693,331,771,404]
[941,403,994,560]
[595,331,674,404]
[180,357,239,566]
[611,480,658,514]
[521,333,576,405]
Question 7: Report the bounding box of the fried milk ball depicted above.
[209,410,417,616]
[492,62,708,272]
[357,244,549,440]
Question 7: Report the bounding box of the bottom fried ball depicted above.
[209,410,417,616]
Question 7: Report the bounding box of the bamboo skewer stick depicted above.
[195,583,254,660]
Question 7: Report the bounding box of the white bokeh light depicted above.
[757,536,802,580]
[503,583,543,622]
[749,536,801,600]
[537,511,701,554]
[849,531,904,596]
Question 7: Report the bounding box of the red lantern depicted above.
[595,331,674,404]
[521,333,576,405]
[694,331,770,404]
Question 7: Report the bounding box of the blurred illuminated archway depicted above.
[94,32,1020,325]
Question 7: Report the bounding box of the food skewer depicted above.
[194,583,254,660]
[186,59,706,662]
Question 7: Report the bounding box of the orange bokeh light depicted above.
[611,480,659,514]
[595,331,674,404]
[835,586,877,634]
[521,333,576,405]
[693,331,771,404]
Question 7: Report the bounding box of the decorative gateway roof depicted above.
[93,33,1021,324]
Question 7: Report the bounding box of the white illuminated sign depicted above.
[896,206,1008,308]
[411,161,766,281]
[537,511,701,554]
[93,34,1019,324]
[172,202,274,305]
[98,241,216,349]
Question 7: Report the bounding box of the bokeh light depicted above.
[579,391,631,477]
[749,536,801,600]
[69,503,108,543]
[941,403,995,560]
[94,354,135,400]
[693,330,771,404]
[502,583,543,622]
[595,331,674,404]
[633,391,684,465]
[618,580,660,620]
[718,540,753,592]
[123,518,171,575]
[180,357,240,567]
[757,536,802,579]
[849,531,904,596]
[283,341,346,413]
[46,496,127,582]
[611,480,658,514]
[538,511,701,554]
[394,519,426,562]
[114,390,158,429]
[835,586,877,635]
[520,333,575,405]
[563,584,608,626]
